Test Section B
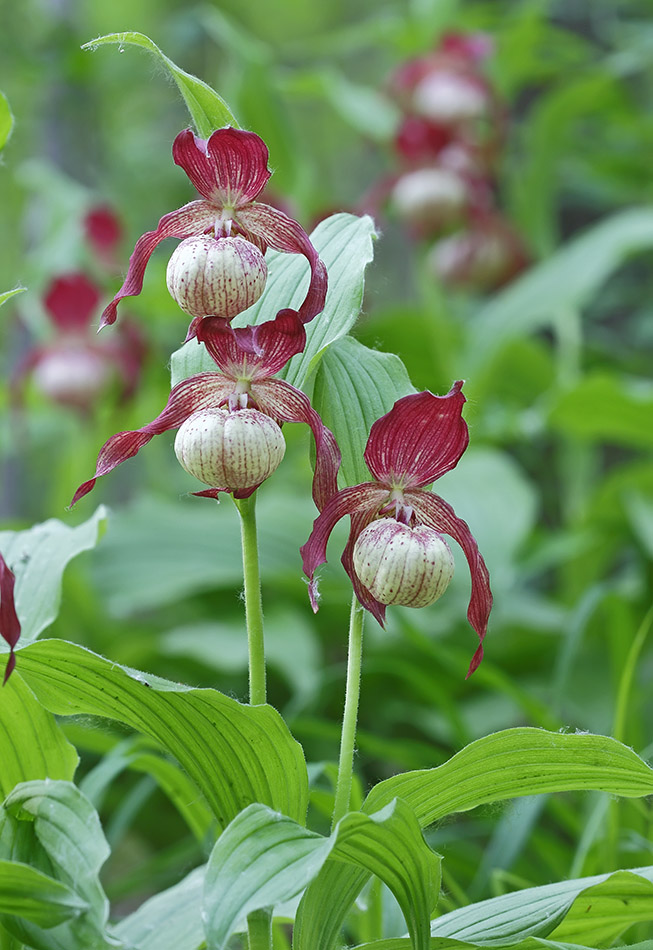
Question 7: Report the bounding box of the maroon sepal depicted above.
[45,274,101,333]
[0,554,20,685]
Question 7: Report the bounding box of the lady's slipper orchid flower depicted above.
[300,383,492,677]
[0,553,20,685]
[71,311,340,509]
[13,274,145,412]
[100,127,327,331]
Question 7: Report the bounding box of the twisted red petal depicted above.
[406,489,492,678]
[253,379,341,511]
[70,373,233,506]
[364,384,468,489]
[44,274,101,332]
[237,203,328,324]
[173,128,271,206]
[196,311,307,379]
[341,503,388,626]
[0,554,20,684]
[99,200,217,328]
[300,484,388,610]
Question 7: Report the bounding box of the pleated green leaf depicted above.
[0,861,86,927]
[81,33,238,135]
[428,867,653,945]
[114,865,205,950]
[4,639,308,831]
[311,336,415,487]
[0,506,108,646]
[0,780,120,949]
[352,940,653,950]
[204,800,440,950]
[170,213,377,392]
[364,728,653,825]
[295,729,653,950]
[0,674,78,799]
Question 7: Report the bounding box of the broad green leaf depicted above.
[5,639,308,831]
[364,728,653,824]
[204,800,440,950]
[82,32,237,136]
[0,674,78,799]
[0,507,108,646]
[312,337,415,486]
[296,729,653,950]
[89,490,316,615]
[351,940,653,950]
[429,867,653,945]
[0,287,25,308]
[0,780,119,949]
[0,861,86,927]
[548,373,653,449]
[79,735,213,842]
[466,208,653,370]
[170,213,377,392]
[114,865,205,950]
[0,92,13,151]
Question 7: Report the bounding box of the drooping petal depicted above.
[99,200,217,328]
[300,484,388,609]
[253,378,341,511]
[44,274,101,332]
[70,373,233,506]
[407,489,492,677]
[341,504,388,626]
[196,311,306,379]
[364,384,468,488]
[173,128,271,206]
[0,553,20,684]
[237,203,328,324]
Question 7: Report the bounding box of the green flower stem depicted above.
[331,595,365,831]
[246,908,272,950]
[234,494,266,706]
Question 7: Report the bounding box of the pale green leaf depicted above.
[170,213,377,391]
[82,32,237,136]
[0,92,13,151]
[312,337,415,487]
[204,800,440,950]
[114,865,205,950]
[0,861,86,927]
[0,674,78,799]
[0,507,108,646]
[5,639,308,832]
[0,780,120,949]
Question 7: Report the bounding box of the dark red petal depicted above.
[85,205,122,255]
[70,373,233,506]
[0,553,20,685]
[173,128,271,206]
[44,274,101,332]
[196,311,306,379]
[100,200,217,328]
[253,379,341,511]
[341,504,387,626]
[364,384,468,489]
[300,484,387,607]
[407,489,492,678]
[237,203,328,324]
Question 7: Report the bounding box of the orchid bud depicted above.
[391,167,466,231]
[353,518,454,608]
[32,344,112,410]
[174,407,285,491]
[166,235,268,319]
[413,71,489,125]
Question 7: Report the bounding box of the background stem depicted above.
[234,494,266,706]
[331,595,365,831]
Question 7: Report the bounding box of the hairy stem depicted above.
[246,908,272,950]
[331,596,365,830]
[234,494,266,706]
